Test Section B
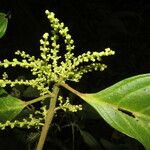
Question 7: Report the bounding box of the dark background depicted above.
[0,0,149,150]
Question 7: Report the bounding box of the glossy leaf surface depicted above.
[0,13,8,38]
[80,74,150,149]
[0,88,27,122]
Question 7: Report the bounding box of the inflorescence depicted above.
[0,10,115,129]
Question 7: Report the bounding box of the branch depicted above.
[36,84,60,150]
[58,82,84,98]
[26,94,52,106]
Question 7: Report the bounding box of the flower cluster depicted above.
[0,10,115,129]
[0,106,47,130]
[0,10,115,94]
[56,96,82,112]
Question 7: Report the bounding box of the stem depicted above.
[26,94,51,106]
[58,82,83,98]
[36,84,59,150]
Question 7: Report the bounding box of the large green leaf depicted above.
[0,88,27,122]
[79,74,150,149]
[0,13,8,38]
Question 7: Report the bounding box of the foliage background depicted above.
[0,0,149,149]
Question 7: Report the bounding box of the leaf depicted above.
[100,138,120,150]
[80,130,103,150]
[0,88,27,122]
[23,86,40,98]
[79,74,150,149]
[26,131,40,143]
[0,12,8,38]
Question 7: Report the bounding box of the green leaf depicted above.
[100,138,120,150]
[80,74,150,149]
[23,86,40,98]
[80,130,103,150]
[0,88,27,122]
[0,12,8,38]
